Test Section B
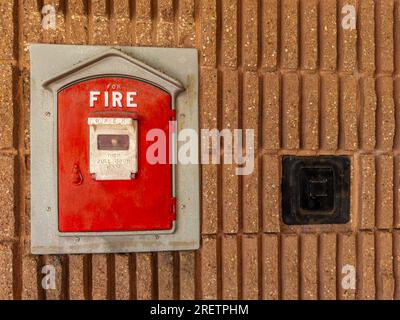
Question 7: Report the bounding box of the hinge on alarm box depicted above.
[170,197,177,219]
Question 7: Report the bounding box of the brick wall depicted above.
[0,0,399,300]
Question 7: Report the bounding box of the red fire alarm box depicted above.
[31,46,199,254]
[58,77,176,232]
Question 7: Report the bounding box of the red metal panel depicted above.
[57,77,174,232]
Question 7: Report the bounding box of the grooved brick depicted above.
[66,0,88,44]
[200,0,217,67]
[90,0,110,45]
[394,231,400,299]
[319,233,336,300]
[338,0,357,72]
[0,0,14,59]
[263,73,280,150]
[42,0,66,44]
[281,0,298,69]
[243,72,259,150]
[115,254,130,300]
[282,234,298,300]
[376,77,395,151]
[300,0,318,70]
[0,242,13,299]
[21,242,39,300]
[395,1,400,74]
[320,0,337,71]
[45,255,64,300]
[360,78,376,151]
[376,0,394,73]
[111,0,131,45]
[0,155,14,239]
[243,160,259,233]
[221,0,237,68]
[242,72,259,233]
[302,73,319,150]
[179,252,195,300]
[376,155,394,229]
[92,254,108,300]
[300,234,317,300]
[320,74,338,150]
[360,155,376,230]
[358,232,375,299]
[201,164,218,234]
[359,0,375,74]
[135,0,152,45]
[395,156,400,228]
[136,253,153,300]
[22,1,41,68]
[338,233,356,300]
[156,0,174,47]
[200,68,217,130]
[376,232,394,299]
[340,76,358,150]
[282,73,300,149]
[262,234,279,300]
[242,235,258,300]
[262,0,278,71]
[0,64,14,149]
[242,0,258,69]
[222,70,239,233]
[201,236,217,299]
[262,155,280,233]
[178,0,196,47]
[68,255,85,300]
[222,164,239,233]
[222,235,238,299]
[395,78,400,148]
[158,252,174,300]
[222,70,239,130]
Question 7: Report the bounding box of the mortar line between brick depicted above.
[13,0,27,300]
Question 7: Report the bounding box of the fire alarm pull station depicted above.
[30,45,199,254]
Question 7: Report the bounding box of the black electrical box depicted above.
[282,156,350,225]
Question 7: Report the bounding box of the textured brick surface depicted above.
[302,73,319,150]
[376,232,394,299]
[0,155,14,239]
[179,251,195,299]
[300,234,317,300]
[359,0,375,74]
[92,254,108,300]
[0,64,14,150]
[242,235,259,299]
[320,74,338,150]
[200,236,217,299]
[115,254,130,300]
[360,78,376,151]
[157,252,174,300]
[262,234,279,300]
[281,0,298,70]
[222,235,238,299]
[359,155,375,229]
[282,73,300,149]
[319,233,336,300]
[376,155,394,229]
[358,232,375,300]
[0,242,13,299]
[282,235,298,300]
[68,255,85,300]
[3,0,400,301]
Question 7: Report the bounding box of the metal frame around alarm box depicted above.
[30,44,200,254]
